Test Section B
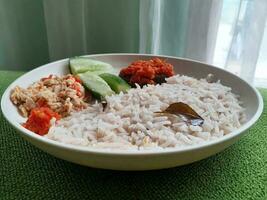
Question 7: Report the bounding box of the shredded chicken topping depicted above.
[10,74,89,117]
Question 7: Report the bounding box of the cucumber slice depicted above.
[78,72,114,99]
[70,57,113,75]
[87,70,115,76]
[99,73,131,93]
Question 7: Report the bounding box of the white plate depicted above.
[1,54,263,170]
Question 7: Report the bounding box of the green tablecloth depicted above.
[0,70,266,200]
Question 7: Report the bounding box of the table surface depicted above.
[0,70,266,200]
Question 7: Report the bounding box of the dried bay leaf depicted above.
[156,102,204,126]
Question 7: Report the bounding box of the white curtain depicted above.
[42,0,267,85]
[224,0,267,84]
[138,0,267,85]
[43,0,140,61]
[139,0,223,62]
[1,0,266,86]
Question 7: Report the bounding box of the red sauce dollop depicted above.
[119,58,175,86]
[23,107,61,135]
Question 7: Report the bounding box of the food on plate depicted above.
[10,74,89,135]
[119,57,175,86]
[155,102,204,126]
[10,57,246,150]
[23,107,61,135]
[99,73,131,93]
[70,57,114,75]
[70,57,130,98]
[78,72,115,99]
[46,75,245,150]
[10,74,88,118]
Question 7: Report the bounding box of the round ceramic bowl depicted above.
[1,54,263,170]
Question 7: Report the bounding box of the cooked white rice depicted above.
[46,75,246,150]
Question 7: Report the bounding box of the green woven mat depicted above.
[0,70,266,200]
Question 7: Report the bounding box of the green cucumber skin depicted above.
[78,72,114,99]
[99,73,131,93]
[69,57,113,75]
[85,70,115,76]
